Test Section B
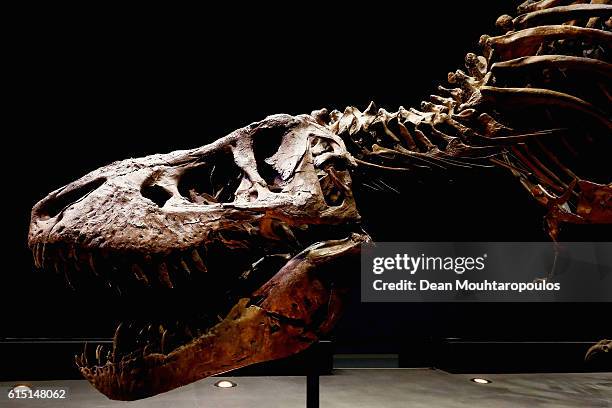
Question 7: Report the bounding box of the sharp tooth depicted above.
[146,324,156,342]
[131,264,149,286]
[32,244,38,268]
[83,342,89,366]
[38,246,44,268]
[41,243,47,266]
[112,323,123,360]
[161,329,168,354]
[53,261,61,275]
[69,246,81,271]
[158,263,174,288]
[33,243,41,268]
[137,327,146,343]
[88,253,98,276]
[68,245,77,261]
[96,345,103,365]
[191,249,207,273]
[179,257,192,276]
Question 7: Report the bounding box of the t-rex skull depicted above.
[28,113,369,400]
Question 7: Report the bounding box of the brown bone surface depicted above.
[28,0,611,401]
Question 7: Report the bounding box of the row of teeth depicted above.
[31,241,209,291]
[72,250,294,369]
[30,219,354,293]
[76,318,214,369]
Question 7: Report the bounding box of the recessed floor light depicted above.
[214,380,237,388]
[470,378,492,384]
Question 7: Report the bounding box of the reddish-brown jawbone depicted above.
[82,234,366,400]
[82,302,313,400]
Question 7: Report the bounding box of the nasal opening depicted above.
[34,177,107,220]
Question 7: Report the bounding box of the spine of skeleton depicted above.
[313,0,611,240]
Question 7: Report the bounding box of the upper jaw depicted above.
[28,114,360,259]
[28,210,363,294]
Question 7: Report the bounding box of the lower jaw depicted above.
[78,232,368,401]
[80,300,314,401]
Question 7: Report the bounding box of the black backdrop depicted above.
[5,2,610,353]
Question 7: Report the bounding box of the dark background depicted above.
[5,1,610,357]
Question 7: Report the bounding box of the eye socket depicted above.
[141,184,172,207]
[252,126,285,189]
[36,177,107,220]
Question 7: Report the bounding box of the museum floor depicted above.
[2,369,611,407]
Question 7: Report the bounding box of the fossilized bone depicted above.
[586,339,612,363]
[28,0,611,401]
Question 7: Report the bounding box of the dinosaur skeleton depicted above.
[28,0,611,401]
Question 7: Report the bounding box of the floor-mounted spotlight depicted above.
[470,378,492,384]
[214,380,237,388]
